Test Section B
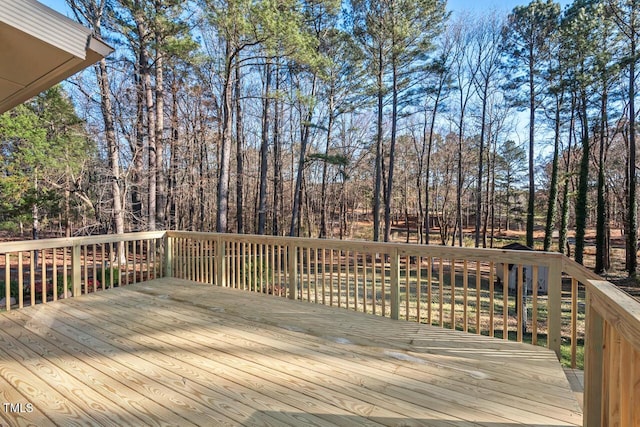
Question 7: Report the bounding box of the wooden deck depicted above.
[0,278,582,426]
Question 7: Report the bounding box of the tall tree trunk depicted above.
[373,46,384,242]
[289,75,317,237]
[595,87,608,273]
[482,131,492,248]
[272,64,282,236]
[526,46,535,248]
[489,136,497,247]
[132,61,144,230]
[216,41,234,233]
[319,85,335,239]
[475,85,488,248]
[384,58,399,243]
[424,94,441,245]
[456,116,464,247]
[98,56,125,260]
[575,88,590,265]
[134,13,156,231]
[155,44,165,229]
[544,93,562,251]
[559,98,575,254]
[235,59,245,234]
[169,76,179,230]
[258,60,271,235]
[627,37,638,276]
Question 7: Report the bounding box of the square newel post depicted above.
[547,259,562,359]
[390,248,400,320]
[71,243,82,297]
[215,235,225,287]
[163,234,173,278]
[583,290,604,427]
[288,242,298,300]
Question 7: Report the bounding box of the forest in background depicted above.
[0,0,638,279]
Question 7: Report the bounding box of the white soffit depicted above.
[0,0,113,114]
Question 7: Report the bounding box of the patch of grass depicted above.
[96,267,121,288]
[0,280,20,299]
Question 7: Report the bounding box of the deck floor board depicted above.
[0,278,583,426]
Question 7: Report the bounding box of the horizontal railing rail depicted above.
[2,230,638,426]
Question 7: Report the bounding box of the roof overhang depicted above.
[0,0,113,114]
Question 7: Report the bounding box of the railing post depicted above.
[390,247,400,320]
[584,290,604,427]
[288,242,297,300]
[216,235,225,287]
[164,234,173,278]
[72,243,81,297]
[547,258,562,359]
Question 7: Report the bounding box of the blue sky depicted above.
[448,0,571,14]
[42,0,573,18]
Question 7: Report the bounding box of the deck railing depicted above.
[0,231,165,309]
[0,230,638,426]
[167,231,577,360]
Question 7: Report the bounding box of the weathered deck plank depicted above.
[0,278,583,426]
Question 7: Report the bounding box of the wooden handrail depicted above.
[0,231,166,253]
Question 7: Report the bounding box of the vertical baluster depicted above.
[362,253,367,313]
[532,265,539,345]
[52,248,58,301]
[476,261,481,334]
[91,243,97,291]
[146,239,151,282]
[62,248,68,298]
[254,242,259,292]
[517,264,524,342]
[438,257,444,327]
[4,253,10,311]
[503,263,509,340]
[371,254,377,315]
[405,255,410,320]
[390,249,400,320]
[313,248,318,304]
[571,277,578,368]
[306,247,311,302]
[18,252,24,308]
[101,244,106,289]
[132,241,137,285]
[337,250,342,308]
[321,248,326,305]
[354,251,358,311]
[124,242,130,286]
[42,248,48,303]
[329,249,334,306]
[345,250,350,309]
[233,241,239,289]
[416,256,421,322]
[381,255,387,317]
[427,256,432,325]
[108,243,114,289]
[29,250,35,305]
[487,261,494,336]
[450,259,456,330]
[225,241,230,288]
[246,242,251,291]
[463,260,468,332]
